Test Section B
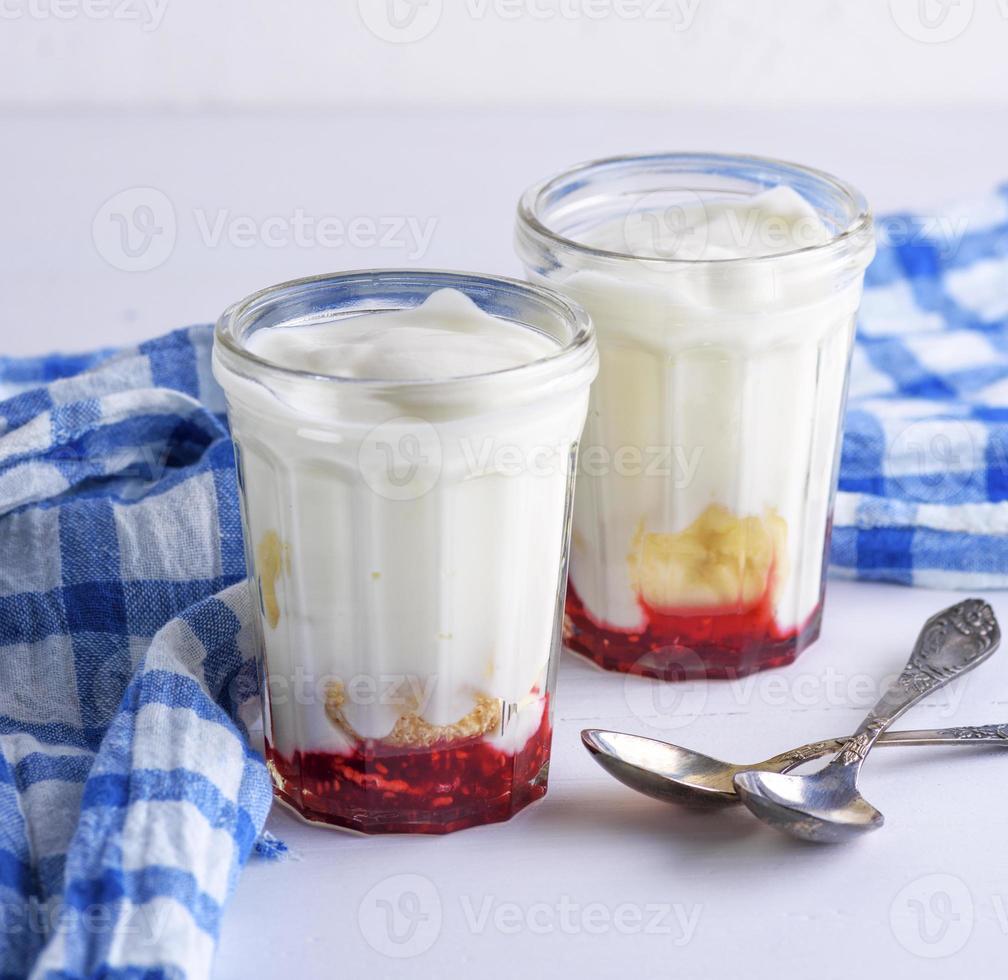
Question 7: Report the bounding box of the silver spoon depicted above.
[733,598,1000,843]
[582,723,1008,810]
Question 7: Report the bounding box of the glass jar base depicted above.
[264,707,552,835]
[564,588,824,681]
[269,780,548,835]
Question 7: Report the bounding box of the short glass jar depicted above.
[516,153,875,680]
[214,270,597,832]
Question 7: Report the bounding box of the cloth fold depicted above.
[0,329,271,980]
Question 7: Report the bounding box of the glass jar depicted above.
[516,153,875,680]
[213,270,597,832]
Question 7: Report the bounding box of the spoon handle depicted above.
[875,723,1008,746]
[768,722,1008,772]
[826,599,1000,772]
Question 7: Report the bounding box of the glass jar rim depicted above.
[214,268,597,391]
[516,151,874,268]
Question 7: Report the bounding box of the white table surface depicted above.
[4,106,1008,979]
[223,581,1008,980]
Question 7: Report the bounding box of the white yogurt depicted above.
[535,187,863,632]
[247,288,557,380]
[215,288,593,754]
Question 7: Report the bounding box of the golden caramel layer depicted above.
[628,504,788,611]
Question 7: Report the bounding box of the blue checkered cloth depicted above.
[831,184,1008,586]
[0,328,272,979]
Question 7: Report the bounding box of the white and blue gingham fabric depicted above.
[0,329,273,979]
[831,183,1008,586]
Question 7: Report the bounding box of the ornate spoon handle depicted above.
[767,722,1008,773]
[826,599,1000,773]
[879,723,1008,745]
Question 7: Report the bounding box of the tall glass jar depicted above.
[516,154,875,680]
[213,270,597,833]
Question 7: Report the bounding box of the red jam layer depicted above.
[564,583,823,680]
[265,701,552,834]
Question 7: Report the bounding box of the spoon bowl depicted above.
[732,769,884,843]
[581,729,740,807]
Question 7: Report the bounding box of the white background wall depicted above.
[3,0,1008,109]
[3,0,1007,355]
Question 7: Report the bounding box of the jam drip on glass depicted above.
[564,583,823,680]
[266,699,552,834]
